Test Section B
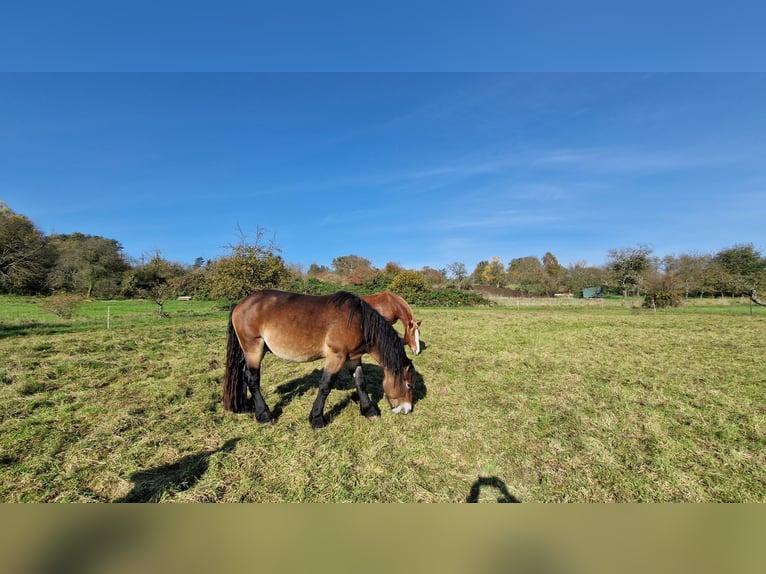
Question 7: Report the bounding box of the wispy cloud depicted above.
[532,147,746,174]
[430,209,561,231]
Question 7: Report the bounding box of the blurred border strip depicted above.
[2,504,765,574]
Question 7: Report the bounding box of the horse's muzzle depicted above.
[391,403,412,414]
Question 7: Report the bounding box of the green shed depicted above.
[582,286,603,299]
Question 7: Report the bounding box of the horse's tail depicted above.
[223,311,247,412]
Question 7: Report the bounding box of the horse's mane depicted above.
[330,291,411,390]
[328,291,363,327]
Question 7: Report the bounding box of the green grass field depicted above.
[1,295,764,502]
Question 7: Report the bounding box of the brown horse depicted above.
[361,292,422,355]
[223,290,416,429]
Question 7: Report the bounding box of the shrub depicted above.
[409,288,493,307]
[389,271,430,301]
[642,290,685,309]
[39,293,83,319]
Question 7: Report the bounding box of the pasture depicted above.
[1,295,764,502]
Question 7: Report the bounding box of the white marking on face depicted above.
[414,329,420,355]
[392,403,412,414]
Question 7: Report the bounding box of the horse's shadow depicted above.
[115,438,240,502]
[262,362,427,423]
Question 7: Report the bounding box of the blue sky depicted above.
[2,73,765,272]
[2,1,765,72]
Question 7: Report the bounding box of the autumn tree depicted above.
[382,262,404,278]
[507,256,544,294]
[331,254,373,282]
[471,260,489,284]
[541,251,564,295]
[420,266,445,286]
[477,256,507,287]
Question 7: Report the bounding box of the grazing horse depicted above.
[361,292,422,355]
[223,290,416,429]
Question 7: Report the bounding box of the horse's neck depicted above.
[390,294,412,323]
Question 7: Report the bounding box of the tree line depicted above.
[470,244,766,303]
[2,202,764,308]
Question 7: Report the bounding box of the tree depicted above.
[606,245,654,297]
[420,266,445,286]
[382,261,404,278]
[507,256,544,294]
[0,202,55,294]
[713,244,766,295]
[331,254,373,279]
[471,260,489,284]
[541,252,564,295]
[47,233,130,297]
[307,263,330,277]
[480,256,507,287]
[642,268,685,309]
[662,253,712,298]
[565,261,608,297]
[208,228,289,302]
[124,250,186,316]
[446,262,468,281]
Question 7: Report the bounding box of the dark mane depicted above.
[328,291,361,308]
[358,297,411,391]
[328,291,364,328]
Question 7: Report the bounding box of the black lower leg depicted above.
[309,370,336,429]
[244,365,273,424]
[353,365,380,418]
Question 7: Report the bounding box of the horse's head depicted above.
[384,360,416,414]
[403,319,422,355]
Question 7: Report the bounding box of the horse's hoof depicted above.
[362,406,381,419]
[309,416,327,429]
[256,412,275,424]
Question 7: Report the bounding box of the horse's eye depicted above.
[405,383,412,390]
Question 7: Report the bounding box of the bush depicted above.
[409,288,493,307]
[389,271,430,301]
[642,290,685,309]
[39,293,84,319]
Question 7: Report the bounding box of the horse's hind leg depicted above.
[244,345,274,424]
[348,358,380,419]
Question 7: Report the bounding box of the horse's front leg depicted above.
[308,369,337,429]
[348,358,380,419]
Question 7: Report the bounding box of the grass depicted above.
[1,296,764,502]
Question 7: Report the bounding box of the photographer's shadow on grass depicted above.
[261,362,427,425]
[115,438,240,503]
[466,476,521,503]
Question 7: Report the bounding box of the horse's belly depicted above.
[263,329,324,363]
